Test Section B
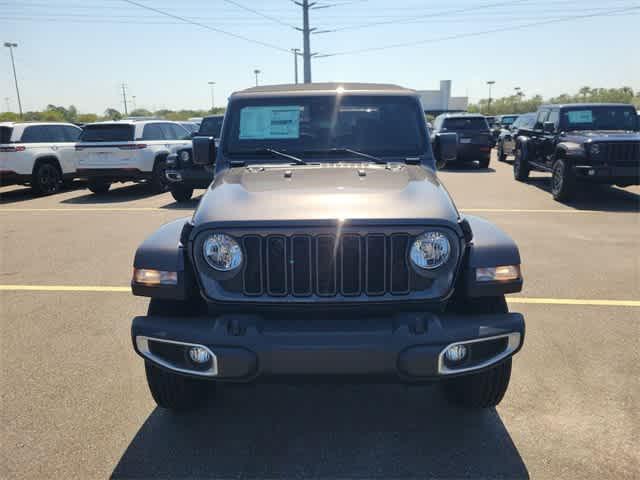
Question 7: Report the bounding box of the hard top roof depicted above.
[231,82,417,98]
[540,103,636,109]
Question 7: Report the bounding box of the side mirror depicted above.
[434,132,458,169]
[192,136,216,166]
[543,121,555,133]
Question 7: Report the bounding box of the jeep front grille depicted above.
[240,233,415,297]
[599,142,640,166]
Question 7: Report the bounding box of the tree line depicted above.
[468,86,640,115]
[0,105,226,123]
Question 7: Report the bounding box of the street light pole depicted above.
[4,42,23,118]
[486,80,496,114]
[208,81,216,110]
[253,69,261,86]
[291,48,300,84]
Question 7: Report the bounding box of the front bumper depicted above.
[165,167,212,188]
[573,165,640,185]
[132,310,525,382]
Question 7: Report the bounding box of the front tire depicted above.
[443,359,512,409]
[171,185,194,202]
[150,158,169,194]
[497,142,507,162]
[145,362,214,412]
[551,159,576,201]
[513,145,530,181]
[32,162,62,195]
[87,179,111,194]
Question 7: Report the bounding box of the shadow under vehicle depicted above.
[129,83,525,414]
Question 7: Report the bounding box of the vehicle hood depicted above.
[192,163,460,225]
[563,130,640,142]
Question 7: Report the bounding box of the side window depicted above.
[21,125,56,143]
[534,110,549,129]
[63,126,82,142]
[165,123,188,140]
[142,124,165,141]
[547,110,560,128]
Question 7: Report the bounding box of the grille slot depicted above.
[239,232,413,298]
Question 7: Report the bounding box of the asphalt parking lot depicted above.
[1,154,639,479]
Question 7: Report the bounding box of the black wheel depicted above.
[478,156,490,169]
[87,179,111,194]
[497,142,507,162]
[513,145,530,181]
[551,159,575,201]
[145,362,214,412]
[443,358,513,409]
[171,186,194,202]
[150,158,169,193]
[32,162,62,195]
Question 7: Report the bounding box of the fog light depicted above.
[188,346,211,364]
[588,169,596,176]
[444,344,467,363]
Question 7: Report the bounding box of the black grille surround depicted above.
[192,225,462,304]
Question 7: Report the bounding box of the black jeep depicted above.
[513,103,640,201]
[431,113,493,168]
[131,83,525,412]
[165,115,224,202]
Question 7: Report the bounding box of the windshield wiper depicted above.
[308,148,387,164]
[253,148,307,165]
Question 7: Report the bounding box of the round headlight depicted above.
[589,143,600,156]
[179,150,191,162]
[203,234,243,271]
[410,232,451,270]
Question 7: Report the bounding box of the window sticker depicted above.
[239,106,300,139]
[567,110,593,123]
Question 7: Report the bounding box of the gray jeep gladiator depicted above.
[131,83,525,412]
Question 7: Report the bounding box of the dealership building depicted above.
[417,80,468,116]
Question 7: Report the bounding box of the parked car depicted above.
[431,113,493,168]
[0,122,82,194]
[496,112,536,162]
[490,114,519,140]
[165,114,225,202]
[514,103,640,200]
[130,83,524,413]
[75,120,191,194]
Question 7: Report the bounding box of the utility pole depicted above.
[4,42,23,118]
[131,95,137,111]
[486,80,496,114]
[4,97,10,113]
[294,0,314,83]
[208,81,215,110]
[291,48,300,84]
[253,69,261,86]
[121,83,128,116]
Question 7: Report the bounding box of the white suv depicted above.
[75,120,191,194]
[0,122,82,194]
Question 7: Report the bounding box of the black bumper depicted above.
[456,144,492,162]
[132,310,525,382]
[573,165,640,185]
[165,167,212,189]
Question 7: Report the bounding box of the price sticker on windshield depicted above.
[239,106,301,139]
[567,110,593,124]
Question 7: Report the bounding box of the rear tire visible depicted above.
[145,362,214,412]
[497,142,507,162]
[32,162,62,195]
[513,145,530,181]
[478,156,490,169]
[171,186,194,202]
[87,179,111,194]
[551,159,576,202]
[150,158,169,194]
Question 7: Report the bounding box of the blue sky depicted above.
[2,0,639,114]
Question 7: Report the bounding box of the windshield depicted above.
[80,124,134,142]
[224,95,426,159]
[443,117,489,131]
[199,116,223,137]
[500,116,518,125]
[560,106,638,131]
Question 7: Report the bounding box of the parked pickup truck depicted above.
[130,83,524,413]
[165,115,224,202]
[513,103,640,200]
[75,120,191,194]
[0,122,82,194]
[431,113,493,169]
